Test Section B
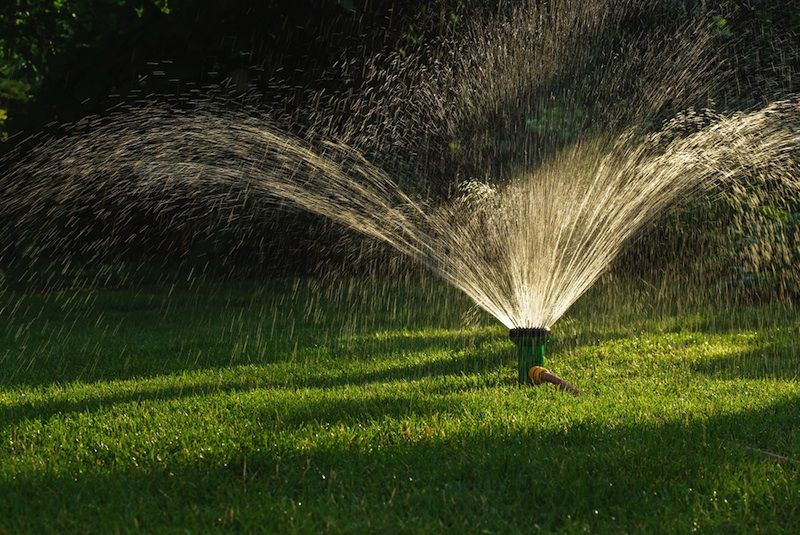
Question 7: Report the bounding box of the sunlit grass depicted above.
[1,275,798,532]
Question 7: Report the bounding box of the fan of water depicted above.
[1,1,798,332]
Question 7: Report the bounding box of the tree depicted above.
[0,0,170,139]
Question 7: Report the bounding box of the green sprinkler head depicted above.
[508,327,580,395]
[509,327,550,385]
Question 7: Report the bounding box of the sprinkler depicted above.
[509,327,580,395]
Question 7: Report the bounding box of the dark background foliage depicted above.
[0,0,455,140]
[5,1,796,140]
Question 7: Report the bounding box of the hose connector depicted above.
[528,366,581,396]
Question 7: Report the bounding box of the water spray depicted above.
[509,328,580,395]
[1,1,796,404]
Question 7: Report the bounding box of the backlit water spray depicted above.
[2,2,798,390]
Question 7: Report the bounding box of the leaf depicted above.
[0,78,31,101]
[712,15,733,39]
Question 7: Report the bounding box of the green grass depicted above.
[1,275,799,533]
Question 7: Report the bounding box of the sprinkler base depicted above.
[509,327,549,385]
[528,366,580,396]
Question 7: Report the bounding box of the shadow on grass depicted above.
[0,321,507,389]
[0,340,511,427]
[692,341,800,381]
[2,395,798,532]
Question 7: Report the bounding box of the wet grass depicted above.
[0,275,798,533]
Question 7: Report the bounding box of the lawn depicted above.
[1,274,798,533]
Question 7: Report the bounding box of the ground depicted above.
[1,274,798,533]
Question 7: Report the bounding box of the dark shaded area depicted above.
[2,0,424,136]
[4,1,797,137]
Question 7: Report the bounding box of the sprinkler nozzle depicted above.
[508,327,550,343]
